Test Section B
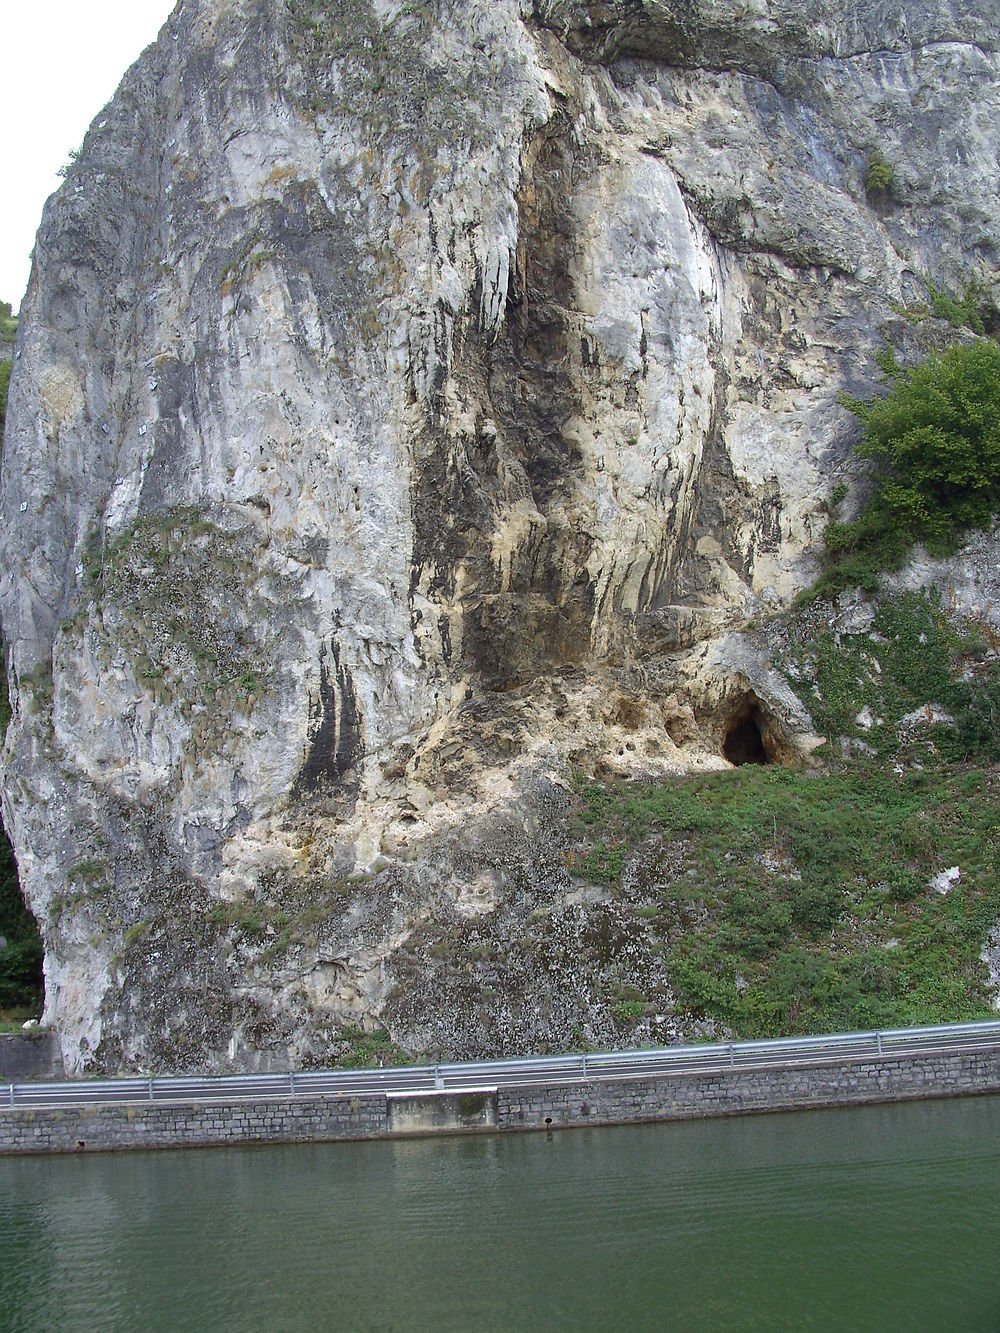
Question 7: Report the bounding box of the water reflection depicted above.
[1,1098,999,1331]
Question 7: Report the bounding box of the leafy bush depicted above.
[816,340,1000,596]
[0,936,44,1010]
[929,281,990,334]
[864,149,895,197]
[852,341,1000,542]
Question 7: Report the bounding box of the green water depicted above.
[2,1097,999,1332]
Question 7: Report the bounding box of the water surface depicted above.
[2,1096,999,1331]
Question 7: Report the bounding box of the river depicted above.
[2,1095,999,1331]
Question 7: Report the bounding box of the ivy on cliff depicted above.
[815,338,1000,598]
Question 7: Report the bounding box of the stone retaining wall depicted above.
[0,1093,387,1154]
[497,1049,1000,1129]
[3,1047,999,1155]
[0,1030,64,1082]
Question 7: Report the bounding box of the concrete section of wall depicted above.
[2,1048,1000,1155]
[0,1031,64,1082]
[387,1087,498,1135]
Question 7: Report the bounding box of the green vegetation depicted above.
[0,630,43,1015]
[67,857,107,884]
[892,278,997,335]
[578,763,999,1038]
[123,920,152,948]
[815,340,1000,598]
[0,299,16,344]
[70,506,277,731]
[0,846,43,1014]
[336,1026,409,1069]
[864,149,895,198]
[785,592,1000,764]
[928,280,993,334]
[0,301,15,346]
[567,591,1000,1039]
[56,145,81,179]
[204,871,376,963]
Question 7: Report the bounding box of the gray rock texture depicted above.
[2,0,999,1072]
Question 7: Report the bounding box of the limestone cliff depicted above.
[3,0,999,1072]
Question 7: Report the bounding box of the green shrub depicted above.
[337,1026,407,1069]
[929,281,988,334]
[0,300,16,343]
[852,341,1000,544]
[817,340,1000,595]
[0,814,43,1011]
[612,997,645,1024]
[864,149,895,197]
[0,935,44,1009]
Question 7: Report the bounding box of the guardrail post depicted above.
[729,1044,734,1068]
[876,1031,883,1057]
[289,1071,296,1098]
[148,1077,153,1103]
[434,1064,442,1090]
[8,1083,12,1108]
[582,1053,588,1080]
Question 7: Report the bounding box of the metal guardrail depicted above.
[4,1019,1000,1111]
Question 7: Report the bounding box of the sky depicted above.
[2,1,178,311]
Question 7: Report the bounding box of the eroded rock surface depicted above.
[2,0,999,1071]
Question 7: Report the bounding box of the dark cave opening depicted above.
[723,703,771,766]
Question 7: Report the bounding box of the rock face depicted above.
[2,0,999,1072]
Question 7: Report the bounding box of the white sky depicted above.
[2,1,178,311]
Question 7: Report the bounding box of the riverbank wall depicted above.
[0,1031,63,1082]
[3,1041,1000,1155]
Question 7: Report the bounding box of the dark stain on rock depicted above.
[408,120,597,690]
[294,640,362,798]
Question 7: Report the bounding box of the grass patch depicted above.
[123,920,152,948]
[335,1026,409,1069]
[570,762,999,1038]
[0,1006,43,1034]
[565,589,1000,1039]
[782,591,1000,762]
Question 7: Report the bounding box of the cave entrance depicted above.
[723,699,771,766]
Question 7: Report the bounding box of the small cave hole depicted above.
[723,700,771,767]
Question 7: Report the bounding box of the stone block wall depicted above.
[0,1092,387,1154]
[496,1050,1000,1129]
[3,1047,1000,1155]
